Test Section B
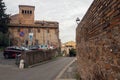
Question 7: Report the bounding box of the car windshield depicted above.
[7,46,21,50]
[6,46,29,51]
[20,47,29,50]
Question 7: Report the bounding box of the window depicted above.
[28,28,31,33]
[22,10,32,14]
[22,10,24,14]
[30,11,32,14]
[38,29,40,33]
[47,29,49,33]
[27,10,29,14]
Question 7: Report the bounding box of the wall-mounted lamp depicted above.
[76,17,80,24]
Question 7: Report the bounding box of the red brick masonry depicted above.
[76,0,120,80]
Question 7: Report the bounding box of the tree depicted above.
[69,48,76,57]
[0,0,10,33]
[0,0,10,47]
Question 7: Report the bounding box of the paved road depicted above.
[0,52,17,68]
[0,56,75,80]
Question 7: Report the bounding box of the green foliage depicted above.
[69,48,76,57]
[0,0,10,47]
[0,32,3,43]
[0,32,9,46]
[0,0,10,33]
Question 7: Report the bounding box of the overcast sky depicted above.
[3,0,93,43]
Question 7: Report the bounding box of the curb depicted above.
[54,58,77,80]
[59,79,76,80]
[28,58,57,68]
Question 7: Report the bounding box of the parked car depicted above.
[20,46,29,51]
[28,45,39,50]
[28,45,55,50]
[28,45,47,50]
[38,45,55,50]
[3,46,29,59]
[40,45,48,49]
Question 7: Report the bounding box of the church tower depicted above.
[19,5,35,24]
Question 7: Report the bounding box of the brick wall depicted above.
[76,0,120,79]
[19,5,35,24]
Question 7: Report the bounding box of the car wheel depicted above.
[4,54,9,59]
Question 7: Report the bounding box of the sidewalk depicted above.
[55,57,77,80]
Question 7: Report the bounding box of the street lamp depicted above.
[76,17,80,24]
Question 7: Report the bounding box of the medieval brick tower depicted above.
[19,5,35,24]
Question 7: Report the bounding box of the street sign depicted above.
[20,31,24,37]
[29,33,33,41]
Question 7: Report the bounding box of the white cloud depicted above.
[4,0,93,43]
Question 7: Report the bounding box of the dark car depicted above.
[3,46,28,59]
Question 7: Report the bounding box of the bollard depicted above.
[19,59,24,69]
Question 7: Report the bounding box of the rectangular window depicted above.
[38,29,40,33]
[30,11,32,14]
[28,28,31,33]
[22,10,24,14]
[27,10,29,14]
[47,29,49,33]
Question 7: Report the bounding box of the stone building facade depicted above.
[9,5,60,48]
[76,0,120,80]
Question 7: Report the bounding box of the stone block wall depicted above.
[76,0,120,79]
[21,49,58,67]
